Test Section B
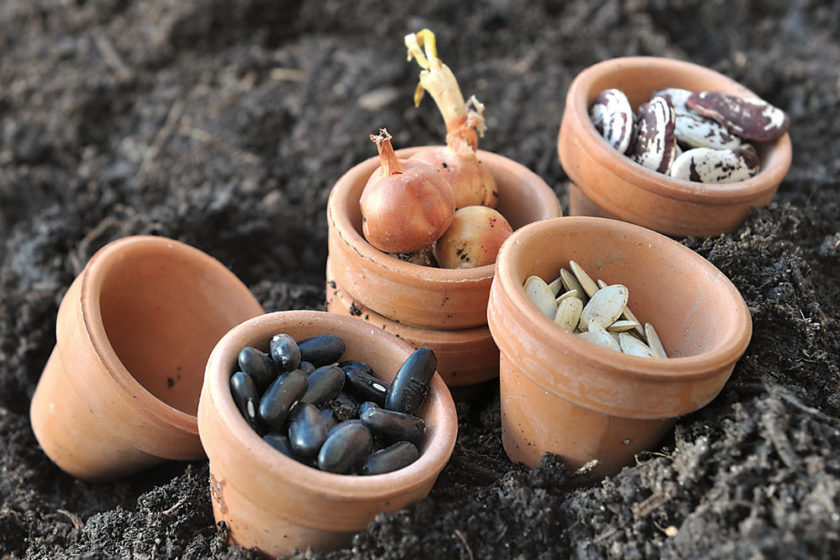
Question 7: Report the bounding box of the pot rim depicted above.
[493,216,753,382]
[328,146,552,284]
[561,56,792,206]
[202,310,458,501]
[79,235,232,436]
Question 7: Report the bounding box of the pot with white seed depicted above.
[197,311,457,557]
[488,217,752,479]
[558,56,792,237]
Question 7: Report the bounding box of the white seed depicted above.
[524,275,556,318]
[607,319,641,333]
[645,323,668,359]
[579,284,629,331]
[620,304,646,339]
[556,289,581,304]
[569,261,599,298]
[619,332,656,358]
[578,323,621,352]
[596,279,608,289]
[547,276,564,296]
[560,268,586,300]
[554,296,583,332]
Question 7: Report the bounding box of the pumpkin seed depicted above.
[619,332,656,358]
[555,288,581,304]
[578,323,621,352]
[579,284,629,331]
[559,268,586,300]
[607,319,641,333]
[524,275,556,318]
[645,323,668,359]
[547,276,564,296]
[569,261,599,298]
[554,296,583,332]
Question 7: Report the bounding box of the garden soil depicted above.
[1,1,839,558]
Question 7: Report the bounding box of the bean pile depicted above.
[524,260,668,359]
[589,87,789,184]
[230,334,437,475]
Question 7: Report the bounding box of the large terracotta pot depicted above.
[488,217,752,478]
[198,311,458,557]
[327,146,562,386]
[558,56,792,237]
[30,236,263,481]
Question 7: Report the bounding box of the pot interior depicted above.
[96,244,256,415]
[507,219,748,360]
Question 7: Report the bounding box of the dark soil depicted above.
[2,1,839,558]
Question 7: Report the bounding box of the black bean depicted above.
[287,402,328,458]
[298,335,345,367]
[270,333,301,372]
[344,368,389,406]
[320,407,339,431]
[230,371,260,429]
[385,347,436,415]
[237,346,277,389]
[258,369,308,431]
[328,391,360,422]
[317,420,373,474]
[299,361,316,375]
[360,441,420,475]
[339,360,375,377]
[300,365,345,405]
[359,402,426,443]
[263,434,294,458]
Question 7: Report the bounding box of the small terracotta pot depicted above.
[325,259,498,388]
[327,146,563,330]
[558,56,792,237]
[488,217,752,478]
[30,236,263,481]
[198,311,457,557]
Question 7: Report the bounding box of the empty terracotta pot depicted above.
[558,56,792,237]
[30,236,263,481]
[488,217,752,478]
[327,146,563,331]
[198,310,458,556]
[325,259,498,388]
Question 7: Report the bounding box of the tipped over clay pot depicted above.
[30,236,263,481]
[487,217,752,479]
[197,311,457,557]
[327,146,562,331]
[558,56,792,237]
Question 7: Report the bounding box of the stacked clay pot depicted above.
[326,146,563,389]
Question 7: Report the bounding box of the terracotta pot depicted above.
[558,56,792,237]
[198,310,457,556]
[327,146,563,330]
[325,259,498,388]
[30,236,263,481]
[487,217,752,478]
